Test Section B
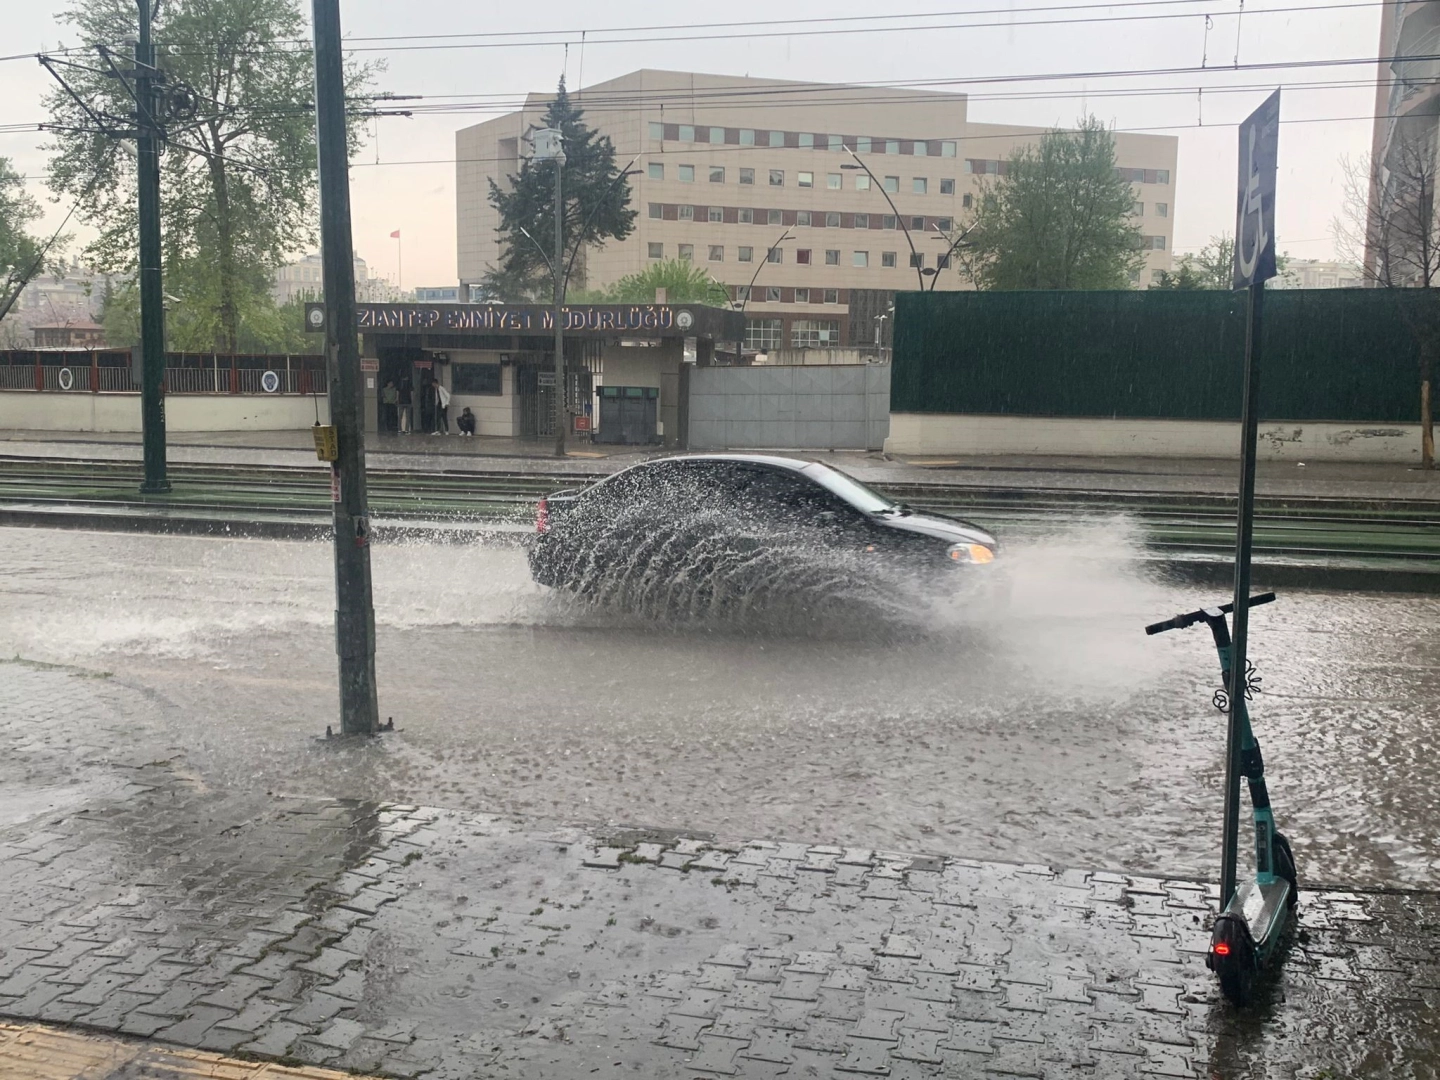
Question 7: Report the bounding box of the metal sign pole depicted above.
[135,0,170,494]
[1223,88,1280,906]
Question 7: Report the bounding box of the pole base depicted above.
[138,479,172,494]
[322,717,396,740]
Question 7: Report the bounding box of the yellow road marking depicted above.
[0,1022,385,1080]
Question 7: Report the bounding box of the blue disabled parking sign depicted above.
[1233,89,1280,290]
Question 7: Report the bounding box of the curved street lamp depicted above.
[840,148,926,292]
[728,228,793,362]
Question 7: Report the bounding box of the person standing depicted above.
[398,375,413,434]
[435,378,451,434]
[381,380,399,432]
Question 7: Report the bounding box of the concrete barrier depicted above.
[884,413,1424,463]
[0,391,331,433]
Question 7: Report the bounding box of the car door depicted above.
[731,465,864,546]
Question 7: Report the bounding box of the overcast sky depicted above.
[1,0,1386,288]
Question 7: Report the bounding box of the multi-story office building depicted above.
[271,253,404,305]
[457,70,1179,352]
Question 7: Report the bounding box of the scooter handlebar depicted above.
[1145,592,1276,636]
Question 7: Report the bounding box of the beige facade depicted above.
[457,69,1179,350]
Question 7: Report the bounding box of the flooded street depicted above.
[1,523,1437,889]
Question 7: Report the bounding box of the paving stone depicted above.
[656,1012,713,1050]
[155,1004,236,1044]
[835,1035,899,1074]
[743,1027,797,1064]
[238,1019,312,1058]
[687,1033,749,1075]
[313,1016,368,1049]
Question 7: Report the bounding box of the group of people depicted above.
[381,374,476,436]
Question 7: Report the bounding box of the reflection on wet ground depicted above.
[1,524,1436,888]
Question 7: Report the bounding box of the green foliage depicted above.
[43,0,377,352]
[1152,234,1289,290]
[957,117,1145,290]
[0,157,53,309]
[102,267,314,353]
[591,259,730,305]
[483,78,637,301]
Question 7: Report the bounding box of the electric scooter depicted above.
[1145,592,1297,1005]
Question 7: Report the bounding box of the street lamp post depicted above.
[732,228,793,363]
[841,149,926,291]
[532,127,567,456]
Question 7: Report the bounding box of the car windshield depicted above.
[801,463,895,514]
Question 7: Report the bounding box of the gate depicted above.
[596,385,658,445]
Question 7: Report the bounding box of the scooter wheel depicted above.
[1209,914,1258,1007]
[1274,832,1299,909]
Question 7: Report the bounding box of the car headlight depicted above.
[947,543,995,565]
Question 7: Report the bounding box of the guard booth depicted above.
[310,301,742,446]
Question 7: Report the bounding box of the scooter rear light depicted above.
[1212,943,1231,956]
[536,497,550,534]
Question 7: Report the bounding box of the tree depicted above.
[956,117,1145,291]
[1151,235,1235,289]
[44,0,376,353]
[585,259,729,305]
[483,78,636,301]
[1335,143,1439,468]
[0,157,52,317]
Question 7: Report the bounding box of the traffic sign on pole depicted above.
[1233,89,1280,291]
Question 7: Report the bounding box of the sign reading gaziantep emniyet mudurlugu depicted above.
[304,301,742,339]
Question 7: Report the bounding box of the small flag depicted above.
[390,230,400,238]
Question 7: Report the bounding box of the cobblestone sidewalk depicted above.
[1,665,1437,1079]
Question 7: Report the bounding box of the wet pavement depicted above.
[0,662,1438,1079]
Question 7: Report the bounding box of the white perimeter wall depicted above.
[885,413,1425,463]
[0,392,331,433]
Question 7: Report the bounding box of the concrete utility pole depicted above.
[312,0,379,736]
[531,127,568,457]
[135,0,170,494]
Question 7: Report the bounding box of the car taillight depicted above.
[536,497,550,534]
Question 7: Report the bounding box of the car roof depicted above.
[634,453,817,472]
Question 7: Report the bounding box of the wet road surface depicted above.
[0,523,1437,888]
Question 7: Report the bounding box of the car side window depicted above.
[735,467,854,522]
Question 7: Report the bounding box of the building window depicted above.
[709,245,724,262]
[911,216,924,231]
[936,217,952,231]
[826,212,841,228]
[1157,202,1169,218]
[941,141,957,158]
[648,162,664,180]
[1158,169,1170,184]
[710,126,725,144]
[735,285,751,302]
[740,129,755,146]
[649,121,664,139]
[1132,201,1144,216]
[1150,269,1163,282]
[769,169,785,186]
[853,251,869,267]
[745,318,783,350]
[710,166,725,183]
[885,140,899,155]
[883,215,897,230]
[854,213,869,229]
[962,194,973,209]
[679,124,695,142]
[678,165,694,182]
[824,288,839,304]
[857,137,872,153]
[768,209,783,226]
[829,135,843,152]
[648,242,663,259]
[819,173,836,191]
[739,208,754,224]
[738,246,754,263]
[769,130,784,147]
[791,319,841,348]
[679,205,695,220]
[912,141,928,156]
[939,178,954,194]
[797,210,812,227]
[796,248,812,264]
[767,247,783,264]
[1152,235,1166,250]
[799,171,814,188]
[799,133,814,149]
[913,177,928,194]
[855,173,871,191]
[884,175,900,193]
[910,252,925,268]
[649,203,662,219]
[766,286,782,302]
[679,243,694,261]
[708,206,723,222]
[795,287,810,303]
[825,249,840,265]
[936,253,951,270]
[740,168,755,185]
[881,251,897,268]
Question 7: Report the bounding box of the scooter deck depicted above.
[1225,878,1291,958]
